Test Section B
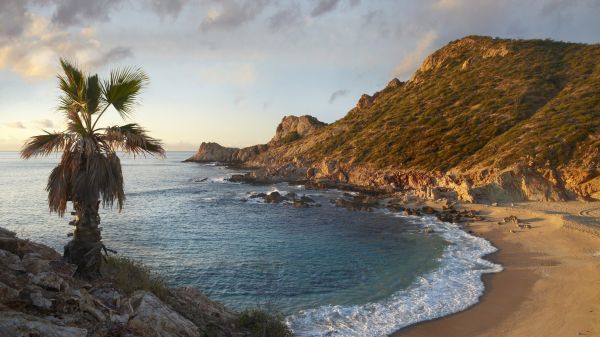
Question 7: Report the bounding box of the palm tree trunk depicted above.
[63,199,103,278]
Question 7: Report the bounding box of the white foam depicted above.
[286,214,502,337]
[210,176,231,183]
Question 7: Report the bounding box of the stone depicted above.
[29,290,53,310]
[0,249,24,271]
[165,287,237,337]
[91,286,123,309]
[31,271,67,292]
[0,311,87,337]
[0,227,16,238]
[128,290,200,337]
[357,94,374,109]
[421,206,436,214]
[22,253,51,274]
[0,281,20,302]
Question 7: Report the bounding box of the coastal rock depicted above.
[357,94,374,109]
[0,281,19,302]
[0,311,87,337]
[185,142,239,163]
[30,271,67,292]
[127,290,201,337]
[270,115,326,145]
[29,290,53,310]
[0,249,24,272]
[165,287,237,337]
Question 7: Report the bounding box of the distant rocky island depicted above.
[186,36,600,203]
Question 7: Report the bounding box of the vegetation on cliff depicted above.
[190,36,600,201]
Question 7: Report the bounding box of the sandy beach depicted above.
[392,201,600,337]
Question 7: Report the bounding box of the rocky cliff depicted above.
[0,227,287,337]
[185,115,326,164]
[188,36,600,203]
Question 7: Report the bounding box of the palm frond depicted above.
[73,152,125,211]
[46,151,79,216]
[102,123,165,157]
[57,59,86,115]
[86,74,102,115]
[21,132,72,159]
[101,67,149,119]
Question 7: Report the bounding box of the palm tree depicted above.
[21,59,165,278]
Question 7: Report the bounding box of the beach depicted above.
[393,201,600,337]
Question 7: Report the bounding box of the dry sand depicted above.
[392,201,600,337]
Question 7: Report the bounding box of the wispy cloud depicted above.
[4,121,26,129]
[200,0,272,31]
[268,4,303,31]
[393,31,438,78]
[88,46,134,69]
[310,0,340,17]
[33,119,54,129]
[329,89,348,103]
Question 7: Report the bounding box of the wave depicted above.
[286,214,502,337]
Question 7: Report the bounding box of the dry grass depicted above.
[101,256,169,301]
[237,308,293,337]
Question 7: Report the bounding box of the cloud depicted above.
[268,4,303,31]
[0,15,130,79]
[329,89,348,103]
[200,0,272,31]
[431,0,463,10]
[0,0,29,38]
[199,63,257,86]
[88,46,134,69]
[33,119,54,128]
[310,0,340,17]
[146,0,190,18]
[5,121,26,129]
[393,31,438,78]
[51,0,125,26]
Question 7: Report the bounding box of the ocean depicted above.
[0,151,501,336]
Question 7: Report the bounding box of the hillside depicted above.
[188,36,600,202]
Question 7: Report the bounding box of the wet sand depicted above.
[392,201,600,337]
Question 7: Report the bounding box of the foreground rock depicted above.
[0,227,287,337]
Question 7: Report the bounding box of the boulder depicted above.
[30,271,67,292]
[0,249,24,271]
[165,287,237,337]
[0,311,87,337]
[29,290,53,310]
[127,290,200,337]
[0,281,20,302]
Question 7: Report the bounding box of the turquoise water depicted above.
[0,151,500,336]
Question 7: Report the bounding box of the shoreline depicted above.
[392,201,600,337]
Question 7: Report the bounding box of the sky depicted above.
[0,0,599,151]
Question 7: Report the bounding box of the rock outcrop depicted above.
[0,227,270,337]
[269,115,326,145]
[184,115,326,164]
[184,142,239,163]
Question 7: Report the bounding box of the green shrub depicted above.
[101,256,169,301]
[237,308,293,337]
